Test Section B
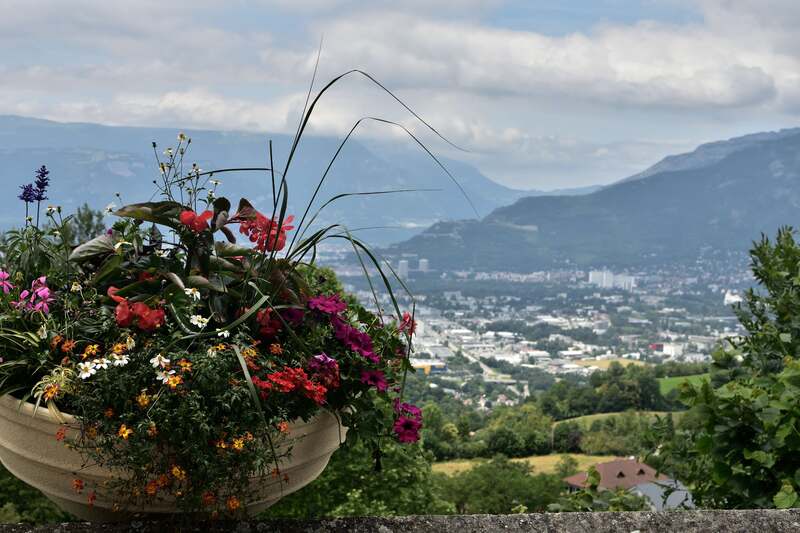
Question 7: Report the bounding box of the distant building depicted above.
[409,359,447,375]
[563,458,693,510]
[419,258,430,272]
[398,259,409,279]
[589,270,636,291]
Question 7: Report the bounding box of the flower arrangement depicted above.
[0,96,427,516]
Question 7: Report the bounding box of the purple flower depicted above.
[393,416,422,443]
[360,370,388,392]
[33,166,49,202]
[308,353,340,389]
[18,184,37,204]
[0,271,13,294]
[308,294,347,315]
[280,307,305,327]
[331,316,380,363]
[13,276,53,314]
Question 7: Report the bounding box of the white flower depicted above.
[184,288,201,301]
[189,315,209,329]
[177,132,186,141]
[217,330,231,338]
[156,369,175,384]
[150,354,170,368]
[93,358,110,370]
[163,148,173,156]
[125,336,136,350]
[78,362,96,380]
[209,179,221,187]
[36,325,47,339]
[46,205,56,214]
[154,249,167,258]
[70,281,82,293]
[104,203,116,214]
[112,353,130,367]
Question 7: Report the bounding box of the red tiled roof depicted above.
[563,459,669,490]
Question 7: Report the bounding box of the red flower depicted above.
[254,367,328,405]
[399,311,416,335]
[180,210,213,233]
[107,287,165,331]
[238,213,294,252]
[256,308,282,338]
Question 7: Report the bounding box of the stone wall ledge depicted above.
[2,510,800,533]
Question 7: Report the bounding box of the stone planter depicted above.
[0,394,346,521]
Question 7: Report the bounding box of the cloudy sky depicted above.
[2,0,800,189]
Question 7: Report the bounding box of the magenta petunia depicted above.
[308,294,347,315]
[0,270,13,294]
[393,416,422,443]
[308,353,340,389]
[360,369,388,392]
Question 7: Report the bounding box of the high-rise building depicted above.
[398,260,409,279]
[419,258,429,272]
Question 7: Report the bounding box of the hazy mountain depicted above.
[391,127,800,271]
[0,115,594,245]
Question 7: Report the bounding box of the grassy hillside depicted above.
[553,410,680,428]
[573,358,648,369]
[432,453,623,476]
[658,373,710,395]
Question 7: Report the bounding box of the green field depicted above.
[553,410,677,428]
[432,453,622,476]
[658,373,710,395]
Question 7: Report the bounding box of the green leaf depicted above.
[774,482,798,508]
[744,449,776,468]
[781,333,793,343]
[68,233,114,262]
[114,201,183,228]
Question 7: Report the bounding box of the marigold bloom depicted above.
[82,344,100,359]
[50,335,63,350]
[157,474,170,488]
[145,480,158,496]
[232,438,244,451]
[241,347,257,358]
[136,391,150,408]
[226,496,241,512]
[72,478,84,493]
[61,339,76,353]
[171,465,186,480]
[104,408,114,418]
[43,383,60,401]
[269,343,282,355]
[86,426,98,440]
[167,375,183,389]
[112,343,127,355]
[55,426,66,442]
[277,421,289,434]
[177,359,193,371]
[202,491,216,507]
[118,424,133,440]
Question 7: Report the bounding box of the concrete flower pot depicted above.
[0,394,346,521]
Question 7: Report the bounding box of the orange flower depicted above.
[82,344,99,359]
[277,421,289,434]
[61,339,76,353]
[118,424,133,440]
[202,491,216,507]
[177,359,192,372]
[55,427,66,442]
[112,343,127,355]
[145,480,158,496]
[43,383,60,401]
[171,465,186,481]
[85,426,98,440]
[226,496,241,512]
[232,438,244,451]
[241,347,257,359]
[50,335,63,350]
[216,440,228,450]
[72,478,84,493]
[167,375,183,390]
[87,491,96,507]
[136,391,150,408]
[156,474,170,488]
[269,343,282,355]
[104,408,114,418]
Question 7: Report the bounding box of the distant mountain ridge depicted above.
[0,115,591,245]
[391,127,800,270]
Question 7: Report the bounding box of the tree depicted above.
[57,203,105,246]
[555,455,579,479]
[552,422,582,453]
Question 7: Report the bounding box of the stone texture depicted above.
[2,510,800,533]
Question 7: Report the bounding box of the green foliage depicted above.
[263,439,454,518]
[655,227,800,509]
[439,455,562,514]
[548,466,649,512]
[0,465,70,523]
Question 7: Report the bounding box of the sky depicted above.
[2,0,800,190]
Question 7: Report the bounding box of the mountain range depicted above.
[0,115,592,245]
[390,127,800,271]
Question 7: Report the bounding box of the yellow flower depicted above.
[82,344,99,359]
[241,347,257,359]
[269,343,282,355]
[118,424,133,440]
[171,465,186,481]
[136,391,150,408]
[177,359,192,372]
[226,496,241,512]
[43,383,60,401]
[232,438,244,451]
[112,343,127,355]
[167,375,183,390]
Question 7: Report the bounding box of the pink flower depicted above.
[0,271,13,294]
[399,311,416,335]
[360,370,388,392]
[332,317,380,363]
[13,277,53,314]
[307,353,340,389]
[308,294,347,315]
[393,416,422,443]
